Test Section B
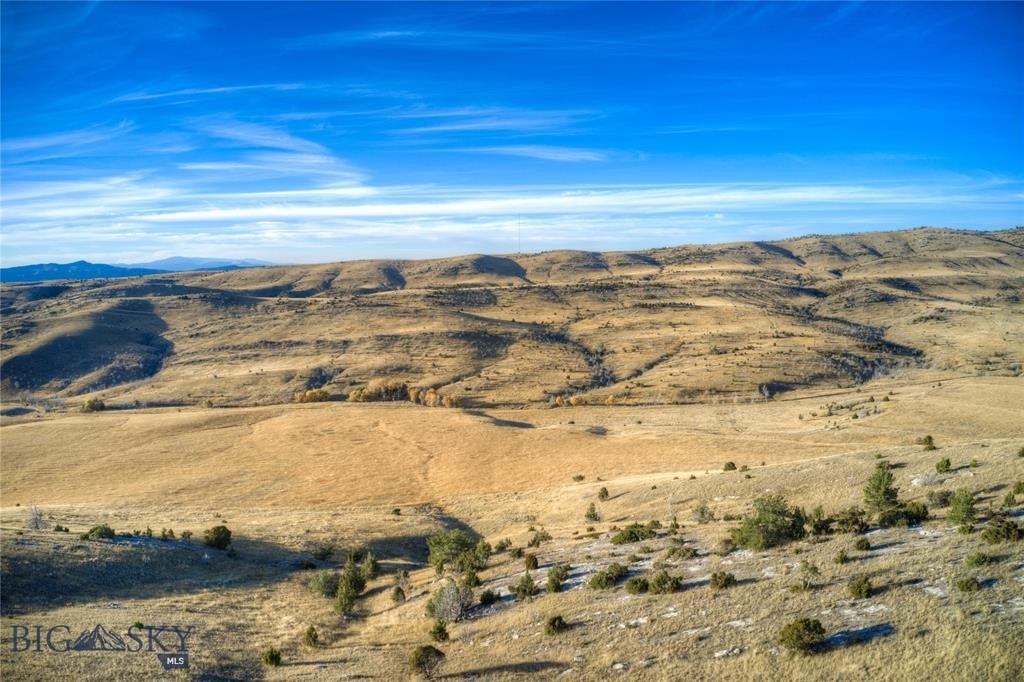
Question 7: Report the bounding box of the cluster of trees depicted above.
[294,388,330,403]
[346,379,463,408]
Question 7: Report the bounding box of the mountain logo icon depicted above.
[72,624,127,652]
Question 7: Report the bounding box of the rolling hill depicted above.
[1,227,1021,408]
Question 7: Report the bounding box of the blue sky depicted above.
[1,1,1021,266]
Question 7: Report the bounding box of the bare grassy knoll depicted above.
[1,227,1022,680]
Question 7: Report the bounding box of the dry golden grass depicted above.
[2,377,1022,680]
[1,229,1023,680]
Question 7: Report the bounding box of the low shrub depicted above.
[527,530,552,547]
[81,397,105,413]
[926,490,954,508]
[494,538,512,553]
[294,388,330,403]
[778,618,825,654]
[795,561,821,592]
[391,586,406,603]
[204,525,232,550]
[625,576,649,594]
[965,552,992,567]
[981,515,1023,544]
[878,501,929,527]
[511,571,539,600]
[461,568,480,589]
[807,507,833,536]
[303,625,318,647]
[853,537,871,551]
[547,563,570,593]
[334,571,363,615]
[709,571,737,590]
[584,503,601,522]
[427,529,477,574]
[430,619,449,642]
[409,644,445,679]
[80,524,115,541]
[665,545,698,561]
[648,570,681,594]
[589,563,627,589]
[722,461,737,471]
[479,589,498,606]
[544,615,570,636]
[949,490,976,525]
[833,507,868,534]
[694,503,715,524]
[610,523,658,545]
[956,576,981,592]
[509,546,524,559]
[833,549,848,564]
[261,647,282,667]
[360,551,379,581]
[849,575,872,599]
[729,496,806,550]
[597,486,610,501]
[309,571,340,597]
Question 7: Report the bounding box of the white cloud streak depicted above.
[111,83,303,102]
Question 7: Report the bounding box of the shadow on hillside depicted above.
[0,526,445,612]
[465,409,535,429]
[876,577,924,595]
[443,661,563,678]
[281,657,352,668]
[821,622,895,650]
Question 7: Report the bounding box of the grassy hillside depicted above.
[1,227,1022,680]
[2,228,1021,409]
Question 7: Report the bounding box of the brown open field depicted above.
[1,228,1022,680]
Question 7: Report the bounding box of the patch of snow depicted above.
[714,646,743,658]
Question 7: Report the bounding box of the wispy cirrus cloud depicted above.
[122,180,1013,224]
[392,107,596,135]
[111,82,304,103]
[179,152,363,182]
[464,145,609,162]
[194,118,330,155]
[2,174,1020,266]
[1,121,133,155]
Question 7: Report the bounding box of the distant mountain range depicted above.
[1,257,273,283]
[120,257,274,271]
